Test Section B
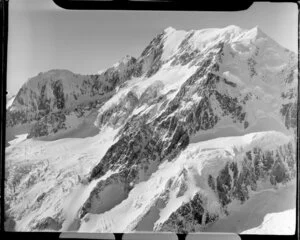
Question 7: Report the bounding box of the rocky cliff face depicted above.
[157,140,296,233]
[6,57,138,138]
[5,25,297,233]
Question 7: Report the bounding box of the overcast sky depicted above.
[7,0,298,95]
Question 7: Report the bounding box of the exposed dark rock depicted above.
[285,69,295,84]
[216,162,232,206]
[248,58,257,77]
[159,141,295,232]
[28,111,67,138]
[280,102,297,130]
[4,203,16,231]
[141,32,164,58]
[215,91,245,123]
[79,172,130,218]
[138,81,164,107]
[207,174,216,191]
[33,216,63,231]
[171,50,200,66]
[51,80,65,109]
[36,192,47,203]
[146,46,164,78]
[223,78,237,87]
[158,192,217,233]
[6,110,28,127]
[176,181,188,198]
[178,31,194,50]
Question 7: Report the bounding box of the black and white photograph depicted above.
[4,0,298,234]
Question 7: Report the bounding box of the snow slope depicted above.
[241,208,296,235]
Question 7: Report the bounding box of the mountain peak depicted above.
[238,26,271,44]
[164,26,176,34]
[248,25,265,37]
[112,55,135,68]
[252,25,262,32]
[223,25,242,31]
[121,54,135,62]
[218,25,244,41]
[50,69,74,74]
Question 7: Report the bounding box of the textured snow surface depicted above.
[5,126,120,231]
[241,208,296,235]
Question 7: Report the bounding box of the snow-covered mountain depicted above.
[5,25,297,234]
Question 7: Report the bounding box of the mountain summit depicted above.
[5,25,297,233]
